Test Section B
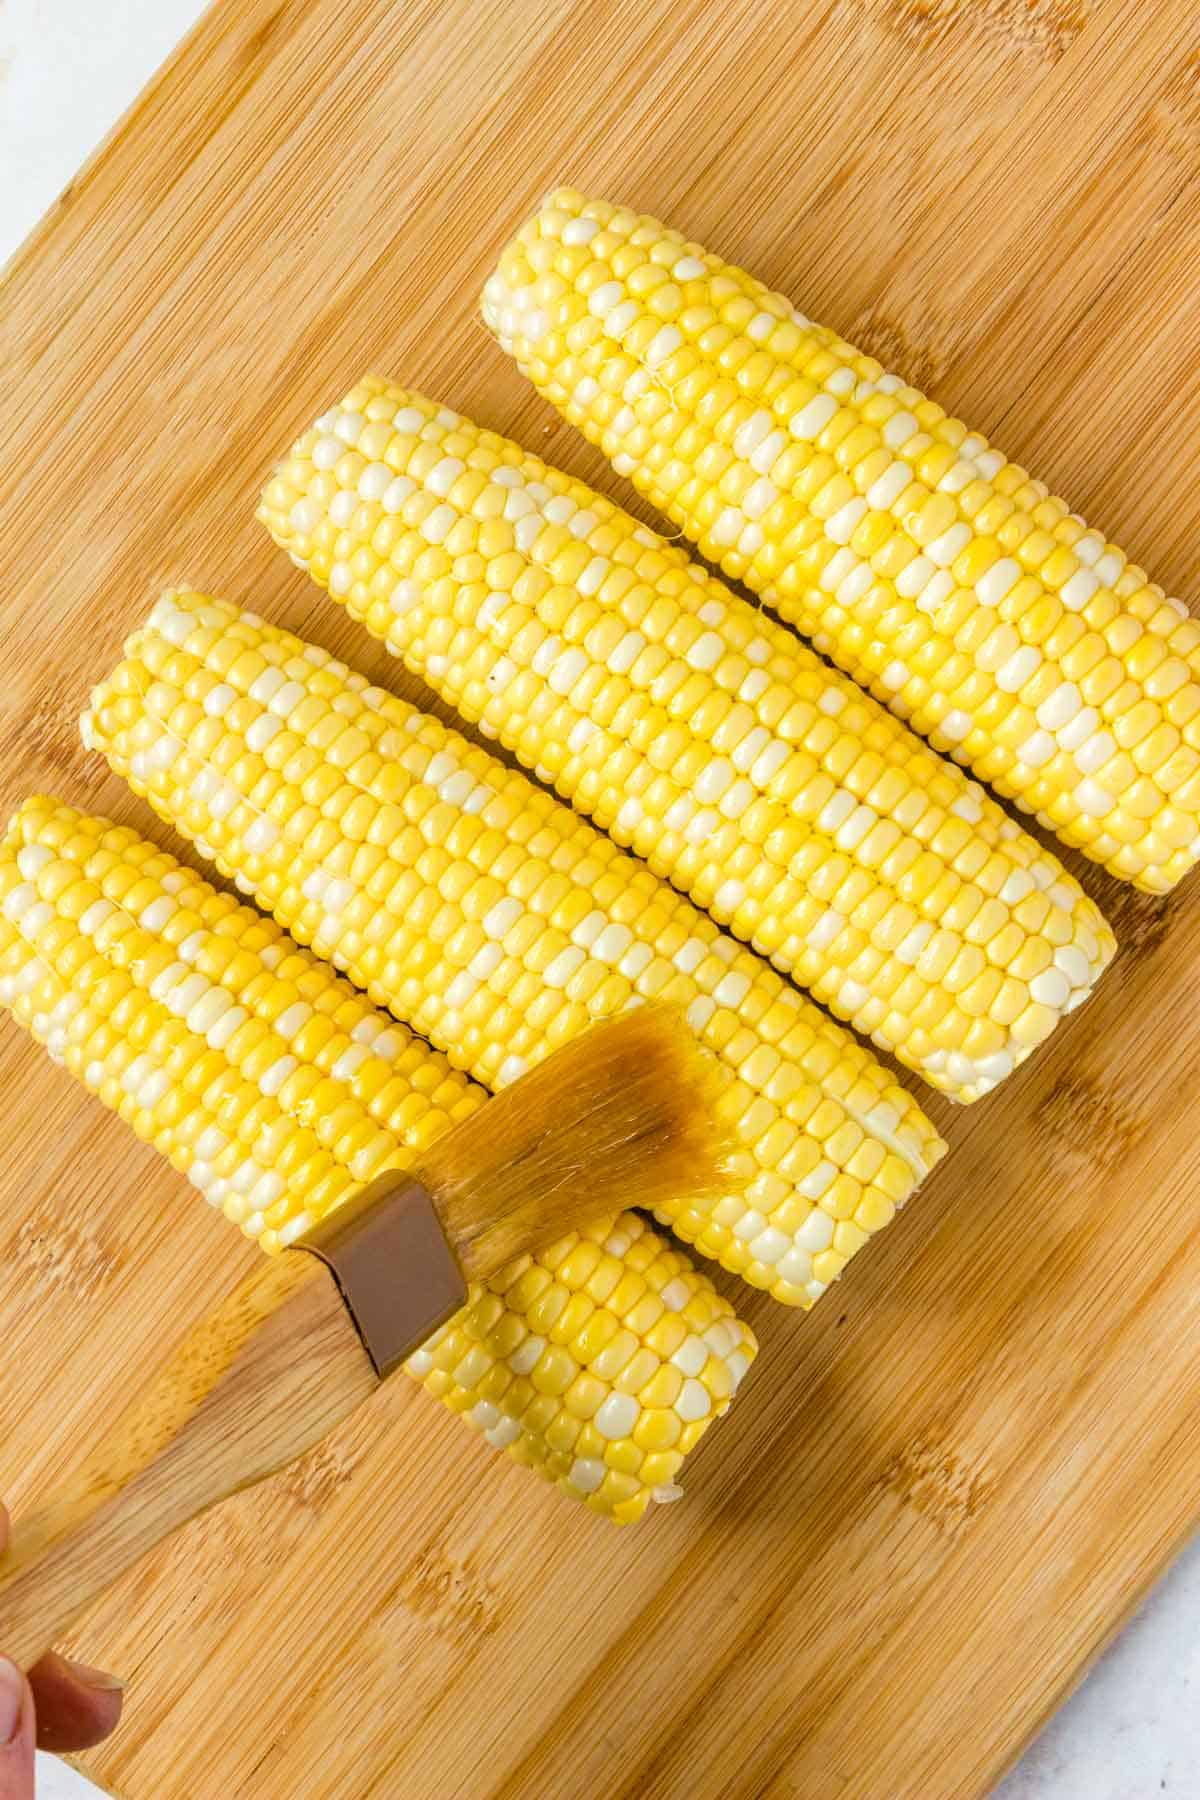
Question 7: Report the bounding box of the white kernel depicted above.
[836,803,877,850]
[483,897,523,939]
[249,666,286,703]
[896,555,936,599]
[882,410,919,448]
[742,477,778,520]
[796,1210,835,1252]
[808,909,845,953]
[444,971,479,1009]
[687,995,716,1032]
[605,299,638,336]
[569,1457,606,1493]
[245,816,279,855]
[733,410,775,458]
[563,216,600,245]
[333,410,365,446]
[826,498,867,545]
[1000,870,1036,905]
[646,325,683,367]
[267,679,306,717]
[508,1333,544,1376]
[1019,730,1057,768]
[673,255,706,280]
[246,714,281,752]
[676,1380,711,1423]
[880,661,910,692]
[427,456,465,497]
[789,394,838,439]
[139,895,176,932]
[544,945,587,988]
[927,523,972,566]
[420,504,456,544]
[1058,705,1101,752]
[78,897,114,934]
[260,1055,298,1097]
[916,569,955,616]
[995,645,1042,693]
[567,717,599,753]
[818,790,855,833]
[311,435,343,470]
[191,1127,227,1163]
[610,630,647,675]
[1061,570,1100,611]
[939,709,972,742]
[799,1159,836,1198]
[778,1247,815,1286]
[867,462,912,510]
[332,1043,370,1082]
[1076,778,1116,816]
[1074,730,1117,775]
[711,970,750,1010]
[711,507,744,548]
[204,1004,247,1051]
[15,844,53,880]
[750,429,788,474]
[687,630,725,670]
[382,475,415,512]
[588,281,622,317]
[1030,968,1070,1009]
[977,558,1022,606]
[595,1393,639,1440]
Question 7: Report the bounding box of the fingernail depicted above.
[64,1658,124,1694]
[0,1658,26,1744]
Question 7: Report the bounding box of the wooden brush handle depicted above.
[0,1252,376,1670]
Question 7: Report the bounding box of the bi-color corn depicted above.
[260,380,1115,1101]
[485,189,1200,895]
[83,592,947,1308]
[0,797,756,1521]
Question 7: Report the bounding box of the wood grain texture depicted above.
[1,0,1199,1794]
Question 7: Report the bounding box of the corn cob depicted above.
[84,593,947,1307]
[260,381,1116,1102]
[483,189,1200,895]
[0,797,755,1522]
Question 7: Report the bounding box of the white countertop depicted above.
[2,5,1197,1797]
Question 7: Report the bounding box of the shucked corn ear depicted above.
[84,593,947,1307]
[261,381,1116,1102]
[485,189,1200,895]
[0,798,756,1522]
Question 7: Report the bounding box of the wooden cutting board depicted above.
[3,0,1200,1793]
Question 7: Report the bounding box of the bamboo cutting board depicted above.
[2,0,1200,1794]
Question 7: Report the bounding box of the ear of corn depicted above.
[260,381,1115,1102]
[83,593,947,1308]
[0,797,756,1522]
[484,189,1200,896]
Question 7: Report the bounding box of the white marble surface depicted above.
[1,6,1196,1798]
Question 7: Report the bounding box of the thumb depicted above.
[0,1659,35,1800]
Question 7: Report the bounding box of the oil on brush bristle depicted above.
[418,1008,738,1280]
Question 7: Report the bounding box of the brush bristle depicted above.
[414,1008,741,1281]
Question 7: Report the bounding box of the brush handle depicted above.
[0,1252,376,1670]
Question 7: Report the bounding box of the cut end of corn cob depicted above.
[408,1207,757,1523]
[84,591,947,1306]
[260,380,1116,1101]
[483,189,1200,896]
[0,797,756,1521]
